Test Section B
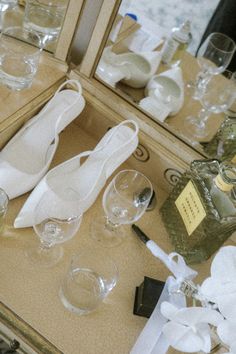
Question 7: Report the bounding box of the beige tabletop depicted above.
[0,121,227,354]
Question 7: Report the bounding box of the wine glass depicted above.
[91,169,153,247]
[188,33,235,100]
[26,190,82,267]
[185,70,236,139]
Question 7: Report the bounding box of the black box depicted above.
[133,276,165,318]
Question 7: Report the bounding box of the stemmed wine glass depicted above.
[188,32,235,100]
[26,190,82,267]
[91,169,153,247]
[185,70,236,139]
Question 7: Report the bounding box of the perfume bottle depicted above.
[161,20,192,67]
[201,116,236,161]
[160,160,236,264]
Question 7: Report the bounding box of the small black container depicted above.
[133,276,165,318]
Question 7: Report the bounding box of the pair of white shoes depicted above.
[0,79,139,228]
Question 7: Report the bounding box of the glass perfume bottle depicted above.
[161,20,192,67]
[160,159,236,264]
[201,116,236,161]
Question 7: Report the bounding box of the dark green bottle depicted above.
[160,160,236,264]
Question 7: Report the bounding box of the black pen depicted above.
[131,224,171,265]
[131,224,197,279]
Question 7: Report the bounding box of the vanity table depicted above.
[0,115,222,354]
[0,0,233,353]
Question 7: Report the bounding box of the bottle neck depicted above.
[214,174,234,192]
[214,162,236,192]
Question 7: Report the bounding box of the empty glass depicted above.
[0,26,42,90]
[59,248,118,315]
[188,33,235,100]
[23,0,68,44]
[0,188,8,235]
[91,169,153,247]
[26,191,82,267]
[185,70,236,139]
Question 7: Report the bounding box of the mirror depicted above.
[94,0,236,160]
[0,0,69,53]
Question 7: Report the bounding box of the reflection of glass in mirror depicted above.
[226,71,236,117]
[0,26,43,90]
[0,0,18,30]
[23,0,68,45]
[190,32,236,100]
[201,116,236,161]
[185,70,236,139]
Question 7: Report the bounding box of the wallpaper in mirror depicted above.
[94,0,234,157]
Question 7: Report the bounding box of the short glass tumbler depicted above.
[0,26,42,90]
[24,0,68,43]
[59,249,118,315]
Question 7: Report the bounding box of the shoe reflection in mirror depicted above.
[0,80,85,200]
[96,46,161,88]
[143,67,184,120]
[14,120,139,229]
[139,96,171,122]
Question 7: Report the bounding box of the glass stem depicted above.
[105,218,120,232]
[193,70,211,100]
[196,69,211,86]
[39,240,54,252]
[197,108,210,128]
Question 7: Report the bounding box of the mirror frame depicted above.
[0,301,62,353]
[54,0,85,62]
[18,0,86,63]
[76,0,205,165]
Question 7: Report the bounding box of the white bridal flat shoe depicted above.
[0,79,85,199]
[14,120,139,228]
[140,67,184,122]
[96,46,161,88]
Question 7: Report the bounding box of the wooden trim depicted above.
[70,70,204,165]
[0,302,62,354]
[55,0,85,62]
[79,0,121,77]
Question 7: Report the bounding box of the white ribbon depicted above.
[130,276,186,354]
[130,241,197,354]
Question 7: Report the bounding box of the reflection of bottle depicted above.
[201,117,236,161]
[161,20,192,66]
[160,159,236,264]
